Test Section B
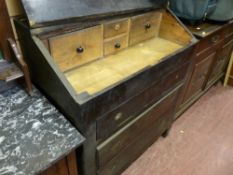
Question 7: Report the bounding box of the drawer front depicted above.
[184,52,215,101]
[196,30,224,55]
[104,34,128,56]
[209,39,233,80]
[97,87,181,174]
[224,23,233,39]
[129,12,162,46]
[104,19,129,39]
[49,25,103,71]
[97,62,188,140]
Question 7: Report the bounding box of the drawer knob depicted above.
[145,23,151,30]
[115,43,121,49]
[211,35,220,43]
[115,113,122,121]
[77,46,84,53]
[114,24,121,31]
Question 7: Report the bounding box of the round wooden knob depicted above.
[114,24,121,31]
[145,23,151,30]
[115,43,121,49]
[77,46,84,53]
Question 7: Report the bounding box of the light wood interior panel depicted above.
[159,11,192,45]
[65,37,183,95]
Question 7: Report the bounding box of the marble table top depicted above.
[0,84,85,175]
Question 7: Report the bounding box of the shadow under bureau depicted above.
[15,0,196,175]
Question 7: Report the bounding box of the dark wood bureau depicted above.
[15,1,196,175]
[176,21,233,117]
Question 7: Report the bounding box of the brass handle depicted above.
[211,35,220,43]
[115,43,121,49]
[77,46,84,53]
[145,23,151,30]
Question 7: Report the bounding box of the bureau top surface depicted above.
[185,20,233,38]
[0,84,85,175]
[21,0,166,28]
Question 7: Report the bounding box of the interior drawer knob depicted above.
[145,23,151,30]
[77,46,84,53]
[115,43,121,49]
[114,24,121,31]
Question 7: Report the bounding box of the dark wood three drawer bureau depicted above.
[15,0,196,175]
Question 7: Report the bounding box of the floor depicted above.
[122,84,233,175]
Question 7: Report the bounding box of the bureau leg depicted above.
[77,123,97,175]
[162,127,171,138]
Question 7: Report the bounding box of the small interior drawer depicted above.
[104,34,128,56]
[129,11,162,46]
[49,25,103,71]
[104,19,129,39]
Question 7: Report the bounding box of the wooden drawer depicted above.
[104,34,128,56]
[129,12,162,46]
[97,63,188,140]
[184,52,215,101]
[209,39,233,80]
[104,19,129,39]
[196,30,224,55]
[49,25,103,71]
[97,87,180,174]
[224,23,233,39]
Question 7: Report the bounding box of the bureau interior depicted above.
[47,10,192,95]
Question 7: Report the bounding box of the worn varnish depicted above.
[15,2,195,175]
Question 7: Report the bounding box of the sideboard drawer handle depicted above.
[211,35,220,43]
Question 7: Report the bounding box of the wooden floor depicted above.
[65,37,182,95]
[122,84,233,175]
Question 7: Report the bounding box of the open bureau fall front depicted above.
[15,0,197,175]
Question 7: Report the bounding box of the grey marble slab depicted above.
[0,85,85,175]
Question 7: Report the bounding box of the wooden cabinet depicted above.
[176,21,233,117]
[15,1,195,175]
[40,151,78,175]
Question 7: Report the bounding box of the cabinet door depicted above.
[208,39,233,83]
[183,52,216,102]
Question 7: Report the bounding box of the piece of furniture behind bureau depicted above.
[40,151,78,175]
[15,1,196,175]
[0,0,15,60]
[176,20,233,118]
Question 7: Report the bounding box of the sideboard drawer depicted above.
[49,25,103,71]
[196,30,224,55]
[97,87,180,172]
[104,19,129,39]
[104,34,128,56]
[129,11,162,46]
